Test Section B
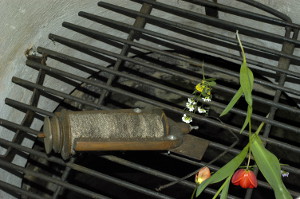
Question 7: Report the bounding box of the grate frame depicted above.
[0,0,300,199]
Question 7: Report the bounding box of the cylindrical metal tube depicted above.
[43,109,190,159]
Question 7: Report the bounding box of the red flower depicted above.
[195,167,211,184]
[231,169,257,189]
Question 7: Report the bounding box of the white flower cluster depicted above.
[181,78,215,124]
[182,97,211,123]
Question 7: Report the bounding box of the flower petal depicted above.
[231,169,244,185]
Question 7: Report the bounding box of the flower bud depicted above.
[231,169,257,189]
[195,167,211,184]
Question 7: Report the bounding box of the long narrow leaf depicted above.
[236,31,254,107]
[251,135,292,199]
[196,144,248,197]
[220,87,243,117]
[220,175,232,199]
[240,62,254,106]
[240,105,252,133]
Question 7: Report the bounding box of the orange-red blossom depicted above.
[231,169,258,189]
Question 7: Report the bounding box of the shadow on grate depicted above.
[0,0,300,199]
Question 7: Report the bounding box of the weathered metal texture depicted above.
[43,109,192,159]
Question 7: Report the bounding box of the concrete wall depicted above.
[0,0,299,198]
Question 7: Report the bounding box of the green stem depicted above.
[246,150,251,170]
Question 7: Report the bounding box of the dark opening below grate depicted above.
[0,0,300,199]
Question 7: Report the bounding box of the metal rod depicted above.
[0,180,48,199]
[0,138,174,199]
[0,130,299,197]
[11,76,108,110]
[97,2,153,106]
[0,159,111,199]
[0,118,40,136]
[133,0,300,46]
[25,59,300,135]
[49,32,300,97]
[98,1,300,66]
[184,0,297,27]
[36,47,300,115]
[101,155,241,199]
[5,98,54,117]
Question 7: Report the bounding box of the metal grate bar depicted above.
[183,0,298,27]
[25,59,300,135]
[5,98,55,117]
[40,34,300,134]
[0,180,47,199]
[76,12,300,95]
[37,46,300,115]
[99,1,300,65]
[0,1,300,198]
[0,136,236,199]
[0,159,111,199]
[12,77,108,110]
[97,2,153,107]
[133,0,300,46]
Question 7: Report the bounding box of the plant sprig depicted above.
[195,31,292,199]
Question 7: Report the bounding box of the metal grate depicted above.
[0,0,300,198]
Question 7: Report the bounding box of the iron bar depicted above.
[1,1,300,198]
[26,60,300,134]
[97,2,153,106]
[0,118,40,136]
[5,98,54,117]
[52,157,75,199]
[80,8,300,80]
[0,159,111,199]
[37,47,300,115]
[100,155,241,199]
[133,0,300,46]
[49,32,300,97]
[184,0,297,28]
[22,60,300,159]
[99,1,300,66]
[0,137,227,198]
[0,180,47,199]
[12,77,107,110]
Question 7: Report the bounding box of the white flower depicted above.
[281,170,289,177]
[182,114,192,123]
[186,98,197,112]
[202,96,211,102]
[198,107,207,114]
[186,102,196,112]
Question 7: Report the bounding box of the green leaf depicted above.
[205,78,216,81]
[196,144,249,197]
[240,62,254,107]
[240,105,252,133]
[254,117,266,136]
[220,175,232,199]
[251,135,292,199]
[207,81,216,87]
[236,31,254,107]
[220,87,243,117]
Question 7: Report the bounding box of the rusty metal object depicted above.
[43,109,194,159]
